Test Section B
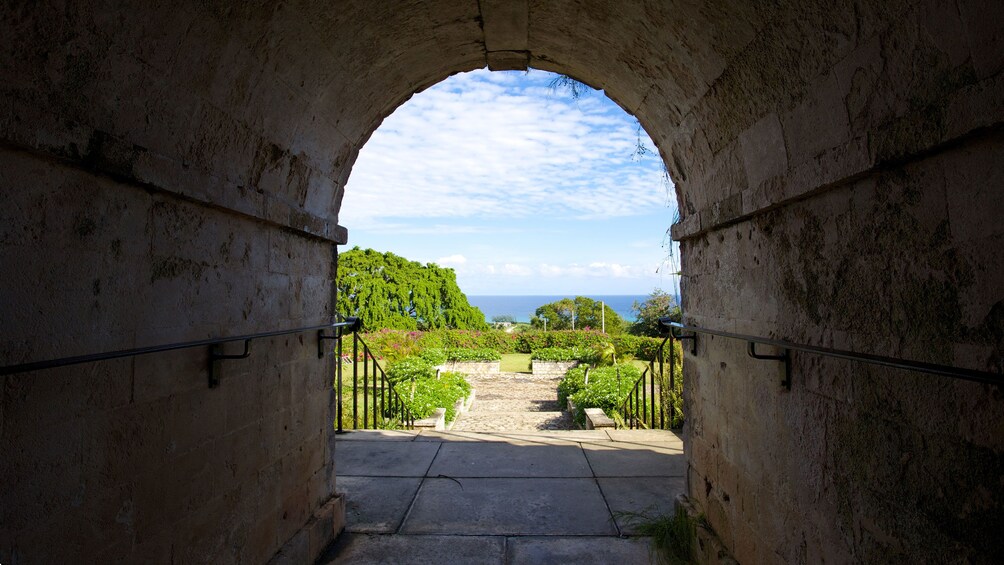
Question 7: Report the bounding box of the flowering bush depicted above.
[514,330,610,353]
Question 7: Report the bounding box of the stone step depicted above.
[320,533,652,564]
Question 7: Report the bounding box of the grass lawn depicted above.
[501,353,532,373]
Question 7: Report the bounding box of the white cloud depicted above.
[502,263,533,276]
[436,254,467,266]
[340,68,670,228]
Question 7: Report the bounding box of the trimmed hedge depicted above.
[361,329,671,362]
[514,330,609,353]
[612,334,668,361]
[446,347,501,361]
[530,347,597,363]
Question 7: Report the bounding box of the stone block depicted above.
[583,407,615,429]
[781,71,850,166]
[413,407,447,431]
[530,360,579,377]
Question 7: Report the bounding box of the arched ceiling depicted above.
[2,0,995,242]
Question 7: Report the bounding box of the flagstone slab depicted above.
[401,478,617,535]
[582,442,687,477]
[427,441,592,477]
[336,476,422,533]
[598,476,686,534]
[506,536,653,563]
[319,533,504,565]
[336,440,440,477]
[335,429,420,441]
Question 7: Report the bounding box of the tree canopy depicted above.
[336,247,488,331]
[529,296,625,334]
[629,289,682,336]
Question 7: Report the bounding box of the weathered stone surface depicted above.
[1,0,1001,562]
[506,536,652,563]
[335,477,422,533]
[402,478,617,535]
[334,441,440,477]
[319,533,505,565]
[427,441,592,478]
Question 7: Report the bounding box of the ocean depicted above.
[467,295,649,324]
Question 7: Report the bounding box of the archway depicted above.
[1,1,1001,562]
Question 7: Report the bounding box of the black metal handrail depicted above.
[1,318,361,386]
[335,332,414,432]
[659,318,1001,386]
[620,334,683,430]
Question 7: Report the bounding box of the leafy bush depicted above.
[445,347,501,361]
[557,366,588,405]
[612,334,669,361]
[530,347,597,363]
[386,356,436,384]
[417,348,448,366]
[405,371,472,423]
[568,364,641,426]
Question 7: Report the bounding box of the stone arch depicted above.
[1,1,1001,563]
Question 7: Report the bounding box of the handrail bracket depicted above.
[317,329,341,359]
[748,342,791,390]
[671,326,698,355]
[208,339,252,388]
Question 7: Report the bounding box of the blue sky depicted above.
[339,68,680,296]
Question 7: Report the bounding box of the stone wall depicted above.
[670,3,1004,561]
[0,2,347,562]
[441,361,501,375]
[1,0,1001,562]
[680,133,1004,562]
[531,361,582,378]
[0,145,340,563]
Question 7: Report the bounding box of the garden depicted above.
[338,328,683,431]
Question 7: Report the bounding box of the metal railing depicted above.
[1,319,362,388]
[335,331,414,432]
[620,334,684,430]
[659,318,1001,387]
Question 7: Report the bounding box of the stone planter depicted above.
[531,360,581,377]
[440,361,500,375]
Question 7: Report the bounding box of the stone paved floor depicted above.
[451,372,573,431]
[322,428,686,564]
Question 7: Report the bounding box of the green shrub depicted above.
[405,371,472,423]
[612,334,669,361]
[386,356,435,384]
[445,347,501,361]
[557,366,588,405]
[417,348,448,366]
[530,346,597,363]
[568,364,641,426]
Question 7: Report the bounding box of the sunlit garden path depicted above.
[451,373,573,432]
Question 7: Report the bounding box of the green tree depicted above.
[336,247,488,331]
[491,314,515,325]
[629,289,681,337]
[530,296,625,334]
